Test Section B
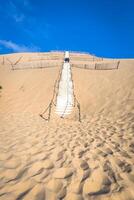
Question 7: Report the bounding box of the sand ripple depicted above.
[0,113,134,200]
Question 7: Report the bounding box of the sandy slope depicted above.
[72,59,134,118]
[0,53,134,200]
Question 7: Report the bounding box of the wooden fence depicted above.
[11,61,61,70]
[72,61,120,70]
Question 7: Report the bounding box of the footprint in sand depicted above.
[83,168,111,196]
[53,168,74,179]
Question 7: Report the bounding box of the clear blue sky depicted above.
[0,0,134,58]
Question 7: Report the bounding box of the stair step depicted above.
[55,51,74,117]
[56,109,72,112]
[55,110,72,113]
[55,112,72,115]
[56,106,72,109]
[56,106,73,109]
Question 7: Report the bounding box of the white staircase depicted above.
[55,51,74,117]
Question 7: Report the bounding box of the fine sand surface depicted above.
[0,53,134,200]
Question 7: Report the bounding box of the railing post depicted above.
[48,102,52,121]
[77,103,81,122]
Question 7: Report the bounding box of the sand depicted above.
[0,52,134,200]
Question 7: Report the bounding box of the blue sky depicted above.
[0,0,134,58]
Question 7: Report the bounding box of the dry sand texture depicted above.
[0,52,134,200]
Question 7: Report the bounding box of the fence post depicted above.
[11,64,14,70]
[2,56,4,65]
[95,63,97,70]
[117,61,120,69]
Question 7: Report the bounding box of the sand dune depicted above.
[0,52,134,200]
